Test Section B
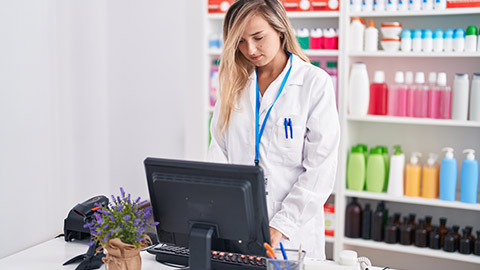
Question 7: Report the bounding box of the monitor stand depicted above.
[189,223,215,270]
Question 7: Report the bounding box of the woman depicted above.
[208,0,340,259]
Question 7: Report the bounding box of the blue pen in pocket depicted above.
[288,118,293,139]
[284,118,288,139]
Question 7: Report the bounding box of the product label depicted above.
[208,0,232,13]
[447,0,480,7]
[311,0,340,10]
[283,0,311,11]
[324,203,335,236]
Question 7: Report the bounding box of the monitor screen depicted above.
[144,158,270,267]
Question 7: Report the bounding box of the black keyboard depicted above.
[147,244,267,270]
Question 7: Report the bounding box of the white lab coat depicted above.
[208,54,340,259]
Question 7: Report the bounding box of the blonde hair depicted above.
[218,0,309,133]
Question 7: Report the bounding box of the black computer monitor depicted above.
[144,157,270,269]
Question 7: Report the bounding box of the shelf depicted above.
[343,238,480,264]
[325,236,335,243]
[207,11,340,20]
[349,51,480,58]
[350,7,480,17]
[304,49,339,57]
[347,115,480,128]
[344,190,480,211]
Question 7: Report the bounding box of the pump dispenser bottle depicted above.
[440,147,457,201]
[460,149,479,204]
[388,72,408,116]
[388,145,405,197]
[422,153,440,199]
[405,152,422,197]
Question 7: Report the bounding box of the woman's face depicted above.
[237,14,282,67]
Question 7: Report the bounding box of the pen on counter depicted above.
[288,118,293,139]
[284,118,288,139]
[280,242,292,270]
[264,242,276,258]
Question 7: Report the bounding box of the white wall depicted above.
[0,0,190,258]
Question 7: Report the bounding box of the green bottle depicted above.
[379,145,389,191]
[347,145,366,191]
[366,147,386,193]
[357,144,369,165]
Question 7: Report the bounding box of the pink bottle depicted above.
[413,72,429,118]
[429,72,444,119]
[388,72,408,117]
[369,71,389,115]
[427,72,437,118]
[406,71,415,117]
[438,72,452,119]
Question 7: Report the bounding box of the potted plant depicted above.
[84,187,158,270]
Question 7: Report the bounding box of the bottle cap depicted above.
[381,146,388,154]
[463,149,475,160]
[401,29,412,39]
[371,147,383,155]
[422,29,433,39]
[393,145,403,155]
[352,145,364,153]
[433,29,444,39]
[428,72,437,84]
[437,72,447,86]
[327,61,337,68]
[415,72,425,84]
[413,29,423,39]
[353,62,366,69]
[466,25,478,36]
[394,72,404,83]
[453,28,465,39]
[442,147,454,159]
[310,28,323,38]
[297,28,310,37]
[473,73,480,80]
[374,71,385,83]
[405,71,414,84]
[443,29,454,39]
[455,73,469,80]
[440,217,447,225]
[368,19,375,28]
[357,144,368,153]
[427,153,438,165]
[323,28,337,38]
[410,152,422,164]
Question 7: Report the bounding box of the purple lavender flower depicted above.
[117,204,123,212]
[139,200,148,206]
[88,240,96,247]
[111,195,116,203]
[135,197,141,204]
[120,187,125,199]
[134,237,145,242]
[151,221,159,226]
[124,215,131,222]
[115,228,120,232]
[109,215,115,222]
[103,223,109,229]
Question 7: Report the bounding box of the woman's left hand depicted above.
[269,227,284,248]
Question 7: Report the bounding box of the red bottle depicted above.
[369,71,388,115]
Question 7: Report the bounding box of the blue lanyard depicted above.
[254,53,293,166]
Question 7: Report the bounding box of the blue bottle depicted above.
[439,147,457,201]
[460,149,479,204]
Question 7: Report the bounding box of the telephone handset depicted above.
[304,250,394,270]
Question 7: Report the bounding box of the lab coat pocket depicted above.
[271,117,304,164]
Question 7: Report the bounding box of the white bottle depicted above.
[348,62,370,116]
[350,18,365,52]
[423,29,433,52]
[465,26,478,53]
[398,0,409,10]
[387,145,406,197]
[406,71,414,85]
[386,0,398,11]
[435,0,447,9]
[351,0,362,12]
[451,73,470,121]
[422,0,433,10]
[365,19,379,52]
[401,30,412,52]
[469,73,480,121]
[412,30,423,53]
[363,0,374,11]
[453,28,465,52]
[374,0,386,11]
[411,0,422,10]
[444,29,454,52]
[433,29,444,52]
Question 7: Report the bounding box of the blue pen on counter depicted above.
[280,242,292,270]
[288,118,293,139]
[284,118,288,139]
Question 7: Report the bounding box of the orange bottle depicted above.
[405,152,422,197]
[422,153,440,199]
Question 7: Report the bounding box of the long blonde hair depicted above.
[218,0,309,133]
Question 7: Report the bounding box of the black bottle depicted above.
[372,201,385,242]
[384,217,399,244]
[474,231,480,256]
[414,219,428,248]
[361,203,372,240]
[438,217,448,247]
[459,228,473,254]
[452,225,460,250]
[408,213,417,243]
[399,217,413,245]
[466,226,475,251]
[429,228,441,250]
[345,197,362,238]
[443,228,457,252]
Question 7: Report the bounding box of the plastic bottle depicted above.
[422,0,433,10]
[385,217,399,244]
[386,0,398,11]
[363,0,374,12]
[465,25,478,53]
[345,197,362,238]
[400,217,414,245]
[372,201,386,241]
[437,72,452,119]
[422,29,433,52]
[368,71,388,115]
[323,28,338,50]
[398,0,409,10]
[405,152,422,197]
[413,72,429,118]
[438,217,448,247]
[433,29,444,53]
[429,72,442,119]
[324,197,335,237]
[347,145,366,191]
[451,73,470,121]
[439,147,457,201]
[374,0,385,11]
[412,29,423,53]
[350,18,365,52]
[406,71,416,117]
[380,146,390,191]
[388,145,405,197]
[411,0,422,10]
[427,71,437,118]
[453,28,465,52]
[422,153,440,199]
[401,30,412,52]
[348,62,370,116]
[388,72,408,116]
[351,0,362,12]
[366,147,386,193]
[361,203,372,239]
[443,29,454,52]
[415,219,428,248]
[297,28,310,50]
[365,20,379,52]
[434,0,447,9]
[310,28,323,49]
[460,149,479,204]
[469,73,480,121]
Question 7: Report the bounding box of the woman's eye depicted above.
[239,40,245,43]
[255,37,263,41]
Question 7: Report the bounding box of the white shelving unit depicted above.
[198,2,480,269]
